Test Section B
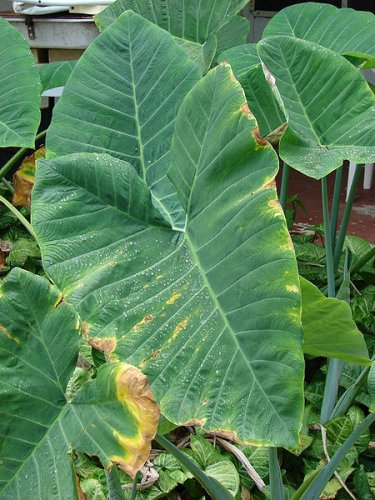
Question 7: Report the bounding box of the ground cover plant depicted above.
[0,2,375,498]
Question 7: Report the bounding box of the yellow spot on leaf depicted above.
[156,275,163,280]
[174,317,189,335]
[132,315,153,332]
[54,292,63,308]
[151,350,161,359]
[168,318,189,344]
[111,364,160,479]
[166,292,181,305]
[0,323,20,343]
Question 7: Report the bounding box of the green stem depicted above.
[320,246,375,295]
[333,164,362,272]
[330,166,343,249]
[154,434,232,500]
[0,130,47,182]
[304,414,375,500]
[0,195,36,240]
[279,162,290,212]
[130,474,138,500]
[320,177,343,424]
[269,448,284,500]
[320,359,344,424]
[322,178,335,298]
[2,178,15,194]
[331,354,375,419]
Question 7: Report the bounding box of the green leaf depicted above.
[205,461,240,497]
[305,376,325,409]
[155,434,233,500]
[354,465,375,500]
[39,60,77,92]
[95,0,248,73]
[46,11,201,228]
[33,64,304,447]
[80,477,107,500]
[263,2,375,69]
[237,445,269,490]
[0,269,160,496]
[6,237,40,267]
[176,35,217,74]
[303,413,375,500]
[95,0,248,43]
[0,17,41,148]
[215,16,250,57]
[189,435,222,469]
[217,44,285,136]
[217,44,260,76]
[153,453,180,471]
[326,406,369,456]
[300,276,370,364]
[257,36,375,179]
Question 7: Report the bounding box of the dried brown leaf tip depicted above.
[252,127,268,146]
[242,103,250,115]
[12,146,45,207]
[88,336,117,355]
[111,364,160,478]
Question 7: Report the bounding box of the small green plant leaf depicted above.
[300,277,370,364]
[303,413,375,500]
[257,36,375,179]
[205,461,240,497]
[263,2,375,68]
[189,435,222,469]
[39,60,77,92]
[155,434,233,500]
[0,269,159,497]
[354,465,375,500]
[0,18,41,148]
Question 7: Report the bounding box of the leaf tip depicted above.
[111,364,160,478]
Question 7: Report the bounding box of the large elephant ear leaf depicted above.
[46,11,201,228]
[95,0,249,70]
[257,36,375,178]
[95,0,248,42]
[0,268,159,497]
[0,17,40,148]
[263,2,375,68]
[33,64,304,448]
